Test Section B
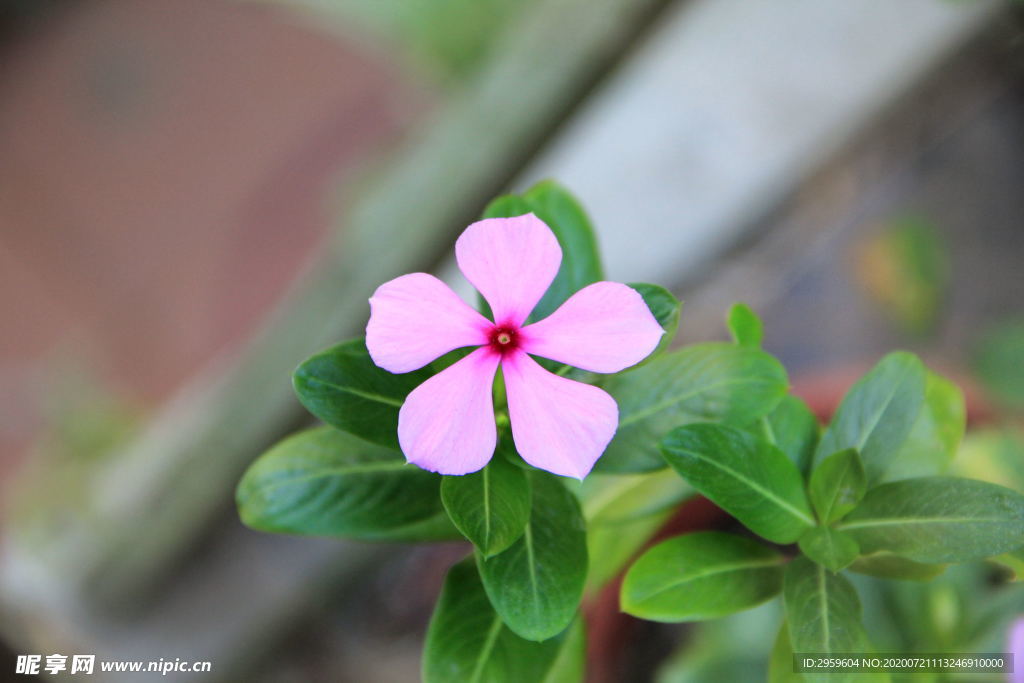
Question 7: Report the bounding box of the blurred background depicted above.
[1,0,1023,680]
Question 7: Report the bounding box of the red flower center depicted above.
[488,325,520,354]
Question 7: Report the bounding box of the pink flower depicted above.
[366,214,664,479]
[1010,617,1024,683]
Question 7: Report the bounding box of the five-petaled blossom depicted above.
[365,214,664,479]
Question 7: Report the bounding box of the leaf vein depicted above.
[619,376,778,428]
[839,516,1012,530]
[636,558,782,602]
[303,377,403,408]
[468,616,503,683]
[676,448,814,526]
[253,461,410,492]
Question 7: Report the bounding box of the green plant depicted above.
[235,182,1024,681]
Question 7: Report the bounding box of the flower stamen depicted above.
[488,325,519,354]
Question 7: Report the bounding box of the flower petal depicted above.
[398,347,500,475]
[1009,618,1024,683]
[367,273,491,373]
[455,214,562,327]
[521,282,664,373]
[503,350,618,479]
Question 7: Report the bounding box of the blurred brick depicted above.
[0,0,424,470]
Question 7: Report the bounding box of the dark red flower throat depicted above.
[488,324,520,355]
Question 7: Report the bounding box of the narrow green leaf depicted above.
[628,283,681,360]
[798,527,860,572]
[293,338,431,449]
[661,424,814,544]
[727,302,764,348]
[599,343,789,472]
[784,556,868,656]
[585,511,671,595]
[236,427,456,541]
[621,532,784,622]
[847,552,946,581]
[442,456,532,557]
[838,477,1024,563]
[422,559,576,683]
[885,371,964,481]
[478,472,588,641]
[809,449,866,524]
[814,352,926,484]
[652,601,786,682]
[768,621,803,683]
[580,468,693,526]
[541,617,585,683]
[759,394,820,476]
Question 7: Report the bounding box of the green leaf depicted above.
[769,621,803,683]
[541,617,585,683]
[808,449,866,524]
[727,302,763,348]
[585,511,671,594]
[972,318,1024,410]
[293,338,432,449]
[599,343,789,472]
[628,283,681,359]
[885,371,964,481]
[237,427,456,541]
[661,424,814,543]
[838,477,1024,563]
[482,181,604,323]
[798,527,860,572]
[482,194,533,219]
[581,471,689,593]
[580,468,693,526]
[441,456,532,557]
[847,552,946,581]
[422,559,578,683]
[621,532,784,622]
[759,394,820,476]
[478,472,588,641]
[814,352,926,484]
[784,556,868,656]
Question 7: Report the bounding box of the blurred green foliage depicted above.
[955,427,1024,496]
[654,601,782,683]
[9,371,140,538]
[972,319,1024,411]
[654,381,1024,683]
[854,564,1024,678]
[853,216,949,336]
[40,373,139,464]
[259,0,537,82]
[655,562,1024,683]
